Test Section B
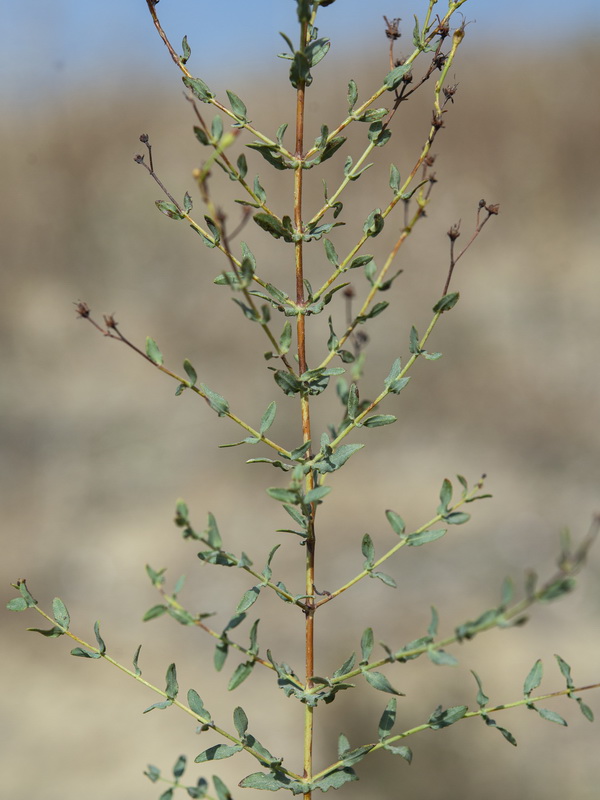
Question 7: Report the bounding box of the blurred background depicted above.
[2,1,599,799]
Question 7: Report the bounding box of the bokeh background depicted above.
[2,1,599,799]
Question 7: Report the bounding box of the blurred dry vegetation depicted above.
[2,24,599,800]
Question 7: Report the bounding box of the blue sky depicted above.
[1,0,599,101]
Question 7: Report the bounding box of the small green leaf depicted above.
[204,512,221,548]
[471,670,490,707]
[226,89,248,121]
[364,670,403,695]
[389,163,401,193]
[371,571,397,588]
[70,647,101,658]
[363,414,397,427]
[213,775,233,800]
[361,533,375,568]
[554,654,574,689]
[132,644,142,676]
[433,292,459,313]
[347,79,358,111]
[143,604,167,621]
[427,648,458,667]
[360,627,374,662]
[200,384,229,416]
[180,35,191,64]
[94,621,106,655]
[537,707,567,726]
[385,510,405,536]
[384,62,412,91]
[228,661,255,690]
[428,704,468,729]
[187,688,211,722]
[406,529,446,546]
[165,662,178,699]
[145,337,163,365]
[524,659,543,696]
[183,359,197,386]
[155,200,184,220]
[378,698,397,738]
[314,443,364,474]
[195,744,243,762]
[182,75,215,102]
[304,485,331,505]
[260,401,277,435]
[6,597,28,611]
[383,742,412,762]
[236,586,260,614]
[233,705,249,737]
[172,754,186,779]
[52,598,70,630]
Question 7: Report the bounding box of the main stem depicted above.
[294,19,315,800]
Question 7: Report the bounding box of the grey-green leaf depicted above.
[146,337,163,365]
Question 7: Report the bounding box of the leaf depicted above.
[228,661,255,690]
[304,485,332,505]
[385,509,405,536]
[132,644,143,676]
[145,337,163,365]
[181,35,191,64]
[428,705,468,729]
[333,653,356,678]
[155,200,184,220]
[311,768,358,792]
[360,628,374,662]
[438,478,452,513]
[195,744,243,762]
[172,754,186,779]
[433,292,459,313]
[554,654,574,689]
[389,163,401,193]
[314,443,364,474]
[537,707,567,726]
[200,384,229,416]
[213,776,233,800]
[165,662,178,699]
[363,670,403,695]
[576,698,594,722]
[361,533,375,568]
[143,604,167,621]
[428,606,439,637]
[70,647,101,658]
[6,597,28,612]
[260,402,277,435]
[182,75,215,102]
[406,529,446,546]
[378,698,397,738]
[226,89,248,121]
[383,743,412,763]
[187,688,211,723]
[384,62,412,91]
[183,359,197,386]
[347,79,358,111]
[471,670,489,707]
[363,414,397,427]
[94,621,106,655]
[233,706,249,737]
[239,770,302,793]
[204,512,222,548]
[524,659,543,696]
[427,648,458,667]
[305,37,330,67]
[236,586,260,613]
[52,597,70,630]
[371,571,397,588]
